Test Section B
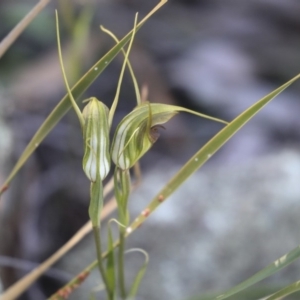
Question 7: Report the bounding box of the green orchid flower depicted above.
[82,98,110,182]
[111,102,228,170]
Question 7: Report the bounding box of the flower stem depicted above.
[118,227,127,298]
[93,226,113,300]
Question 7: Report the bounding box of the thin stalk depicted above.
[114,168,131,298]
[118,226,127,298]
[100,25,141,105]
[108,13,138,127]
[0,0,50,59]
[56,11,85,128]
[89,180,112,299]
[93,226,113,300]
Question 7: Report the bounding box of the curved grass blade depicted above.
[127,249,149,299]
[48,73,300,300]
[0,0,168,197]
[183,285,300,300]
[213,246,300,300]
[264,280,300,300]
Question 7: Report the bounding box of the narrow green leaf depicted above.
[106,226,116,297]
[0,0,168,196]
[183,286,295,300]
[127,249,149,299]
[264,280,300,300]
[213,245,300,300]
[129,73,300,215]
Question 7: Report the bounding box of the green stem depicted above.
[93,226,113,300]
[118,227,127,299]
[114,168,131,298]
[114,168,130,223]
[89,180,113,299]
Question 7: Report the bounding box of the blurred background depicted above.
[1,0,300,299]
